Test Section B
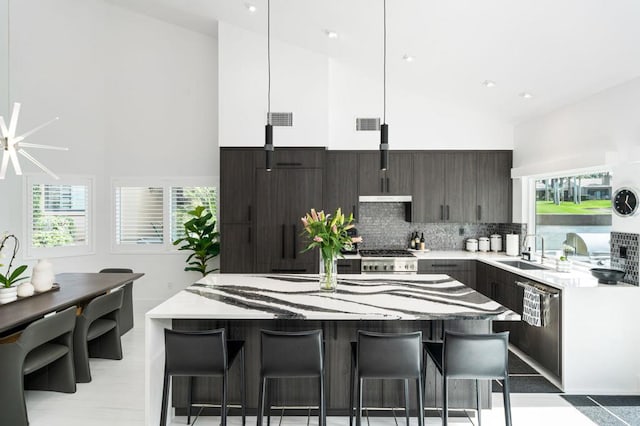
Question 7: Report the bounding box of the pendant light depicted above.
[264,0,274,171]
[379,0,389,171]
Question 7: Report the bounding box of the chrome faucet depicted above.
[522,234,546,263]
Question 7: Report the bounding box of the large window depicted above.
[112,179,216,252]
[26,176,94,258]
[534,171,612,266]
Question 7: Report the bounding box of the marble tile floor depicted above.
[23,302,598,426]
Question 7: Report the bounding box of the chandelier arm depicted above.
[0,116,8,138]
[16,142,68,151]
[9,147,21,175]
[16,116,59,141]
[18,149,59,179]
[7,102,21,137]
[0,152,9,179]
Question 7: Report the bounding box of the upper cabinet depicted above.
[476,151,512,223]
[358,151,413,196]
[324,151,360,220]
[413,152,476,223]
[220,148,258,224]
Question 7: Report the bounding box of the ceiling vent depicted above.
[267,112,293,127]
[356,117,381,131]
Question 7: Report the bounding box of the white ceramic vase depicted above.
[17,282,35,297]
[0,286,18,304]
[31,259,55,292]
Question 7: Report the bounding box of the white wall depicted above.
[0,0,218,304]
[218,22,329,148]
[513,76,640,233]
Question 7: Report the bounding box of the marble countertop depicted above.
[343,250,636,291]
[146,273,519,321]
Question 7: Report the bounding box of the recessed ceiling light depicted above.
[245,3,257,13]
[482,80,496,88]
[325,30,338,39]
[519,92,533,99]
[402,54,414,62]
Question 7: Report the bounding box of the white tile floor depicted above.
[24,303,598,426]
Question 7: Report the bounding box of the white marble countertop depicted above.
[342,250,636,290]
[146,273,519,321]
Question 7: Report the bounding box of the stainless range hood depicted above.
[358,195,412,202]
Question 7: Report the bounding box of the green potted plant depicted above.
[0,234,29,304]
[173,206,220,277]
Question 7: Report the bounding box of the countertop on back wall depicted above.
[343,250,637,290]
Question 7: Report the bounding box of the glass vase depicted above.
[319,251,338,293]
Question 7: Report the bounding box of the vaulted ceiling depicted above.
[106,0,640,124]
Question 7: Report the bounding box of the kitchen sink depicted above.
[497,260,548,270]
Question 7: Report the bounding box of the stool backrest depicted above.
[164,328,227,376]
[444,331,509,380]
[357,330,422,378]
[18,306,77,353]
[260,329,323,378]
[82,288,124,323]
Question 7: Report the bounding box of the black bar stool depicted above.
[350,331,424,426]
[424,330,512,426]
[257,329,325,426]
[160,328,246,426]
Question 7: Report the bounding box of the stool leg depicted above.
[187,376,193,425]
[443,376,448,426]
[404,379,410,426]
[240,347,246,426]
[160,371,170,426]
[221,372,228,426]
[476,379,482,426]
[503,376,513,426]
[257,376,266,426]
[356,377,363,426]
[416,377,424,426]
[266,379,271,426]
[349,352,355,426]
[319,374,326,426]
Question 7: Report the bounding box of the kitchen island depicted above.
[145,273,518,425]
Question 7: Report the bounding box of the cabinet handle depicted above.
[271,268,307,273]
[352,204,356,218]
[281,224,286,259]
[380,177,384,193]
[386,177,390,193]
[248,227,251,243]
[440,205,444,220]
[446,205,450,220]
[276,162,303,166]
[292,224,297,259]
[431,264,459,268]
[477,205,481,221]
[248,205,252,221]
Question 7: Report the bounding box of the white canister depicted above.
[31,259,55,292]
[17,282,35,297]
[466,238,478,252]
[490,234,502,252]
[506,234,520,257]
[478,237,490,252]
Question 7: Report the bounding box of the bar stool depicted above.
[257,329,325,426]
[160,328,246,426]
[424,331,512,426]
[350,331,424,426]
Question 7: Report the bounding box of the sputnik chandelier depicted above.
[0,102,67,179]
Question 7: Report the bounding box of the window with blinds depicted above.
[115,187,164,245]
[170,187,217,241]
[30,183,89,248]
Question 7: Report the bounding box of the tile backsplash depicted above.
[610,232,639,286]
[357,202,526,250]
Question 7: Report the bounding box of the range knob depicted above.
[374,265,379,270]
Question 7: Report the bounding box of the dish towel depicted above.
[522,287,543,327]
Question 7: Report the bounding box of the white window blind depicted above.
[30,183,89,248]
[170,187,217,241]
[115,186,164,245]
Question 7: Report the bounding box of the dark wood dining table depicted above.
[0,272,144,335]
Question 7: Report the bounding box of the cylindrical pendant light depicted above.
[264,0,274,171]
[379,0,389,171]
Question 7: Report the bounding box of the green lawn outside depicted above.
[536,200,611,215]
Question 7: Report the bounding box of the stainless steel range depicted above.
[360,249,418,274]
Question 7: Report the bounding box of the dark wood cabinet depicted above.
[220,224,254,273]
[220,148,257,224]
[324,151,359,220]
[412,152,476,222]
[358,151,412,196]
[476,151,512,223]
[337,258,361,274]
[255,153,323,274]
[418,259,476,288]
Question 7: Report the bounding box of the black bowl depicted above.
[590,268,625,284]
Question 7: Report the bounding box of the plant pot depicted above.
[319,252,338,293]
[0,286,18,304]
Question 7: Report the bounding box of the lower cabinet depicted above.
[220,224,254,273]
[337,259,361,274]
[418,259,476,288]
[476,261,562,378]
